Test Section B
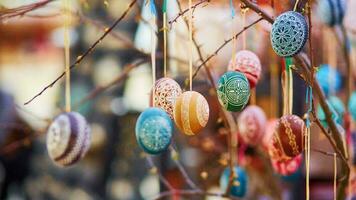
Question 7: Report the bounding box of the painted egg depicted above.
[228,50,262,88]
[263,119,278,150]
[217,71,250,112]
[220,166,248,197]
[271,154,302,176]
[47,112,91,167]
[271,115,305,158]
[135,108,173,154]
[316,64,342,96]
[270,11,308,57]
[317,0,346,26]
[150,78,182,119]
[317,96,345,127]
[174,91,209,135]
[237,105,267,145]
[348,92,356,121]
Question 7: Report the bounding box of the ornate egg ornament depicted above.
[317,96,345,126]
[263,119,278,150]
[150,78,182,119]
[271,115,305,158]
[228,50,262,88]
[173,91,209,135]
[217,71,250,112]
[271,154,302,176]
[317,0,346,26]
[270,11,308,57]
[47,112,91,167]
[348,92,356,121]
[220,166,248,197]
[237,105,267,145]
[316,64,342,96]
[135,108,173,154]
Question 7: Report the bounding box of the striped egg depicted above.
[47,112,91,167]
[173,91,209,135]
[272,115,305,158]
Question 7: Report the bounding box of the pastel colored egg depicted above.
[135,108,173,154]
[316,64,342,96]
[317,0,346,26]
[217,71,250,112]
[150,78,182,119]
[173,91,209,135]
[238,105,267,145]
[47,112,91,167]
[348,92,356,121]
[271,154,302,176]
[317,96,345,127]
[228,50,262,88]
[220,166,248,197]
[271,11,308,57]
[271,115,305,158]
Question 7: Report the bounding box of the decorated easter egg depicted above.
[217,71,250,112]
[135,108,173,154]
[271,154,302,176]
[271,115,305,158]
[316,64,342,96]
[220,166,248,197]
[238,105,267,145]
[263,119,278,149]
[228,50,262,88]
[173,91,209,135]
[150,78,182,119]
[270,11,308,57]
[317,96,345,126]
[317,0,346,26]
[47,112,91,167]
[348,92,356,121]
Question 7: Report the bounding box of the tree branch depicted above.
[0,0,55,21]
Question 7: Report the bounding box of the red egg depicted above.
[263,118,278,150]
[238,105,267,145]
[228,50,262,88]
[271,154,302,176]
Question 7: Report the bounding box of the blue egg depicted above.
[317,0,346,27]
[316,64,342,96]
[220,166,248,197]
[135,108,173,154]
[348,92,356,121]
[317,96,345,127]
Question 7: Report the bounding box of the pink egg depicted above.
[228,50,262,88]
[263,119,278,150]
[271,154,302,176]
[238,105,267,145]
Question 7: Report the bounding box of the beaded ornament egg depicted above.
[135,108,173,154]
[316,64,342,96]
[47,112,91,167]
[150,78,182,119]
[173,91,209,135]
[317,0,346,27]
[220,166,248,197]
[228,50,262,88]
[317,96,345,127]
[270,11,308,57]
[348,92,356,121]
[217,71,250,112]
[238,105,267,145]
[271,154,302,176]
[271,115,305,158]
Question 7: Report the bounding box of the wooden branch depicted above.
[0,0,55,21]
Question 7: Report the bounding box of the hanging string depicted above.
[150,0,157,105]
[241,6,247,50]
[162,0,168,77]
[230,0,237,70]
[293,0,300,11]
[305,86,312,200]
[63,0,71,112]
[333,153,337,200]
[189,0,193,91]
[285,57,294,115]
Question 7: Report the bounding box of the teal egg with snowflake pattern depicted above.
[217,71,250,112]
[135,108,173,154]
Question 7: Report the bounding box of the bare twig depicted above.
[0,0,55,21]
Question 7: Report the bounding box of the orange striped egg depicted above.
[173,91,209,135]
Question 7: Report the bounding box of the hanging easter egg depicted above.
[47,112,91,167]
[217,71,250,112]
[263,119,278,150]
[317,0,346,27]
[220,166,248,197]
[228,50,262,88]
[348,92,356,121]
[150,78,182,119]
[271,154,302,176]
[173,91,209,135]
[317,96,345,127]
[316,64,342,96]
[237,105,267,145]
[135,108,173,154]
[271,115,305,158]
[270,11,308,57]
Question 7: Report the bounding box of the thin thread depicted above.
[189,0,193,91]
[163,12,167,77]
[288,65,293,114]
[293,0,300,11]
[242,9,246,50]
[64,0,71,112]
[151,16,156,105]
[334,153,337,200]
[306,124,310,200]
